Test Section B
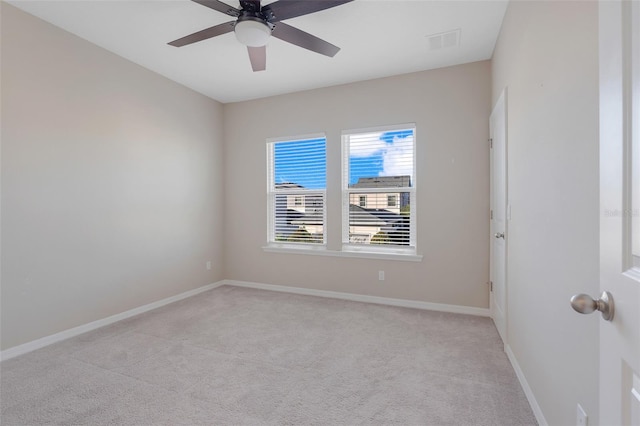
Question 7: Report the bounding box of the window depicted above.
[267,135,326,246]
[342,124,416,253]
[264,126,419,260]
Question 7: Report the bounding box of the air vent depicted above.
[427,29,461,51]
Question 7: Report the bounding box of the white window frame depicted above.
[266,133,327,250]
[341,124,417,256]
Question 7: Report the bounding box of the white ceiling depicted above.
[8,0,508,103]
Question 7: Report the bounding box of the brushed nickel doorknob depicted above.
[570,291,614,321]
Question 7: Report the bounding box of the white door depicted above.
[599,1,640,424]
[490,89,507,344]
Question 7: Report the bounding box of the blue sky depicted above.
[274,138,326,189]
[274,129,414,189]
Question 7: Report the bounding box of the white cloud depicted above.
[348,132,387,157]
[381,135,414,178]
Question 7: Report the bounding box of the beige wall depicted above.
[224,61,491,307]
[1,4,225,350]
[491,1,600,424]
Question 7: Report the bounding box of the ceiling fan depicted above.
[169,0,354,72]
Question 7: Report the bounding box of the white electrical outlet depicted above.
[378,271,385,281]
[206,261,211,270]
[577,403,588,426]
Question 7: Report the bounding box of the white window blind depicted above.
[342,124,416,252]
[267,135,326,246]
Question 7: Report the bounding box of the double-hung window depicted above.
[267,135,326,247]
[342,124,416,254]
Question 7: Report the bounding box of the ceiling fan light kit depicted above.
[169,0,353,72]
[234,17,271,47]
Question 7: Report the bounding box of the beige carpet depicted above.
[1,285,536,425]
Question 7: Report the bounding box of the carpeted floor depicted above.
[1,285,537,425]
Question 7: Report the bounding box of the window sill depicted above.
[262,246,423,262]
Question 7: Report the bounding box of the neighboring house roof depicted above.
[275,182,305,189]
[350,176,411,188]
[275,208,304,219]
[290,205,406,228]
[347,205,390,226]
[361,207,405,224]
[291,212,323,226]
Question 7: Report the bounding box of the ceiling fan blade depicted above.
[191,0,241,17]
[271,22,340,57]
[168,21,235,47]
[263,0,353,22]
[248,46,266,72]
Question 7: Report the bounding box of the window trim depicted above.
[266,133,327,249]
[262,245,423,262]
[341,123,417,255]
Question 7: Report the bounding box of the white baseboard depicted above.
[0,281,225,362]
[221,279,490,317]
[505,344,548,426]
